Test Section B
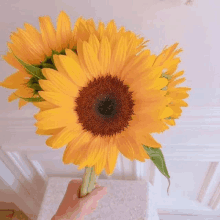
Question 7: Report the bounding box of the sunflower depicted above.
[0,12,147,110]
[0,11,76,109]
[33,24,175,176]
[153,43,191,127]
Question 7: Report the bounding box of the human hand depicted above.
[51,179,107,220]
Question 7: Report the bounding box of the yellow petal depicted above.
[167,91,189,99]
[133,130,151,159]
[86,19,97,35]
[168,87,191,93]
[17,28,45,62]
[42,68,79,97]
[36,127,63,135]
[58,55,88,87]
[164,119,176,126]
[14,85,34,98]
[88,34,100,55]
[126,131,145,162]
[145,66,164,82]
[170,99,188,107]
[56,11,72,51]
[105,20,117,42]
[7,41,31,64]
[110,36,127,76]
[98,36,111,75]
[77,39,93,81]
[2,52,25,70]
[94,141,108,175]
[148,77,168,90]
[0,71,28,89]
[121,49,151,80]
[52,54,70,79]
[65,49,80,63]
[39,79,62,93]
[97,22,105,40]
[143,134,162,148]
[77,20,91,41]
[105,136,120,175]
[116,134,135,160]
[168,77,186,88]
[160,107,174,119]
[170,71,184,82]
[39,16,57,52]
[38,91,75,108]
[24,22,51,57]
[8,92,19,102]
[33,101,58,110]
[83,41,101,78]
[19,99,28,109]
[78,136,105,168]
[62,131,94,163]
[35,108,77,130]
[165,58,181,75]
[69,28,77,49]
[46,125,82,149]
[34,107,71,120]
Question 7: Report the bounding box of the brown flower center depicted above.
[74,74,135,138]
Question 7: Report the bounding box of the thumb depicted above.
[83,185,107,200]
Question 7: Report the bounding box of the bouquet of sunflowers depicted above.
[0,11,191,198]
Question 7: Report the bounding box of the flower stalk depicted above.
[80,166,98,198]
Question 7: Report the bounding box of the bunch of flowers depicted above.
[0,11,191,197]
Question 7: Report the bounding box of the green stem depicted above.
[80,166,98,198]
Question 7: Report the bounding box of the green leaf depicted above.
[12,53,45,79]
[143,145,171,196]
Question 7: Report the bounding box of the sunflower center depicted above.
[74,75,135,138]
[95,93,117,118]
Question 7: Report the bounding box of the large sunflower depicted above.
[33,30,174,176]
[0,12,146,109]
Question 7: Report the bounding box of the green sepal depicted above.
[30,83,42,91]
[33,90,39,96]
[26,77,42,91]
[14,92,45,102]
[41,63,55,69]
[161,86,168,91]
[72,46,77,54]
[162,72,172,80]
[12,53,45,79]
[19,96,45,102]
[166,116,172,120]
[143,145,171,196]
[50,50,63,67]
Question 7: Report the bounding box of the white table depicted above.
[37,177,159,220]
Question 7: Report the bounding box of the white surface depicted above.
[37,177,159,220]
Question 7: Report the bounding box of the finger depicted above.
[65,180,82,198]
[96,186,107,195]
[84,186,107,201]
